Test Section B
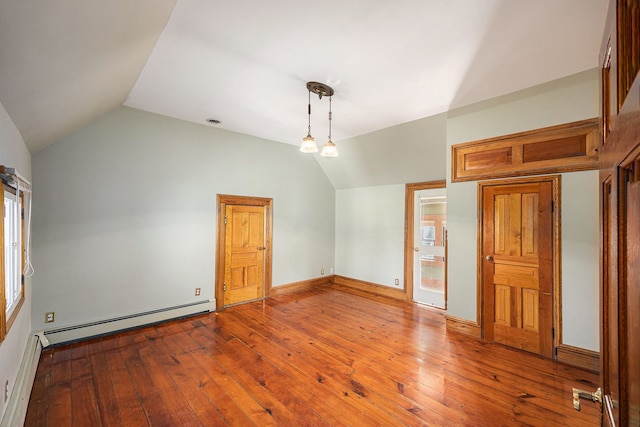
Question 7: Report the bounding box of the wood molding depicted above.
[404,180,447,303]
[269,276,333,297]
[452,118,600,182]
[332,275,407,300]
[445,315,481,339]
[556,344,600,373]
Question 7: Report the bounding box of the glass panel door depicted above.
[413,188,446,308]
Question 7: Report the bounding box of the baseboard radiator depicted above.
[0,334,42,427]
[44,299,216,346]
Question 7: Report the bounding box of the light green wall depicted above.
[445,68,600,351]
[335,184,405,287]
[318,113,447,189]
[330,114,448,290]
[0,100,32,422]
[31,107,335,331]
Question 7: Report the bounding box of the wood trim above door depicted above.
[404,180,446,302]
[452,119,599,182]
[215,194,273,310]
[477,175,561,357]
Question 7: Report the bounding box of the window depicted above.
[1,184,25,341]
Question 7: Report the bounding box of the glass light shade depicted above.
[300,134,318,153]
[320,140,338,157]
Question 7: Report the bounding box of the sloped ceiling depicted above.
[0,0,176,153]
[0,0,607,153]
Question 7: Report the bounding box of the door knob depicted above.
[414,247,420,252]
[485,255,493,261]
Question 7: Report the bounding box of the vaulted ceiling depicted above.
[0,0,608,153]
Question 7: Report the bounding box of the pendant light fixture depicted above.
[299,88,317,153]
[320,95,338,157]
[300,81,338,157]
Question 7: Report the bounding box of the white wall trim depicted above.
[44,299,216,345]
[0,334,41,427]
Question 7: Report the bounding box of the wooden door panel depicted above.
[624,162,640,425]
[522,289,539,332]
[494,285,511,326]
[494,264,539,288]
[601,177,620,425]
[224,205,265,306]
[521,193,538,257]
[493,323,540,354]
[482,180,553,358]
[493,194,509,254]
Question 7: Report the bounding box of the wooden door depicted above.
[223,204,265,306]
[621,157,640,426]
[482,180,554,358]
[602,177,620,426]
[599,1,640,423]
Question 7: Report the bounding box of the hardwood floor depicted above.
[25,285,600,426]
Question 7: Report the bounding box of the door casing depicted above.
[404,180,447,301]
[478,176,561,356]
[215,194,273,310]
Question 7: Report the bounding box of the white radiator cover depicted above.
[0,334,41,427]
[44,299,216,345]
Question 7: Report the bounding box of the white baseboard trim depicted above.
[0,334,42,427]
[44,299,216,345]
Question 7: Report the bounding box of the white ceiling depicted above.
[0,0,608,153]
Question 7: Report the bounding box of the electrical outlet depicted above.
[4,380,8,403]
[321,268,325,275]
[195,288,201,296]
[330,267,334,274]
[395,278,400,286]
[45,312,55,323]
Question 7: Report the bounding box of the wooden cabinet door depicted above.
[482,181,554,358]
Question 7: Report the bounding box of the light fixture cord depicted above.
[328,96,332,141]
[307,90,312,134]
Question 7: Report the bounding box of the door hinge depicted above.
[224,216,227,225]
[223,282,227,292]
[552,327,555,339]
[551,201,554,212]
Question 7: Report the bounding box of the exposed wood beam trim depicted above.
[445,315,481,338]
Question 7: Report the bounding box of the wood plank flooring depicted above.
[25,285,601,426]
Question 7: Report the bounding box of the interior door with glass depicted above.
[413,188,446,308]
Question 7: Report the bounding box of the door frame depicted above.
[477,175,561,356]
[215,194,273,310]
[404,180,446,301]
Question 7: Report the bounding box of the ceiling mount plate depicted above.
[307,81,334,99]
